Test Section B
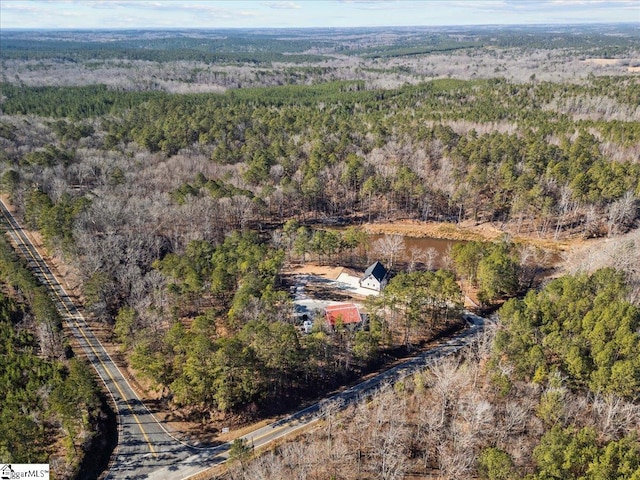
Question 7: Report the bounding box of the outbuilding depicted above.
[325,303,362,329]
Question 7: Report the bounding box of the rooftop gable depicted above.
[363,261,387,282]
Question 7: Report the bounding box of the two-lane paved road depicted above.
[0,199,213,479]
[0,197,486,479]
[149,314,486,479]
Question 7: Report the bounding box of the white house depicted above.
[359,261,388,292]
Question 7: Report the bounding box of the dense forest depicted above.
[0,24,638,478]
[2,77,638,242]
[222,270,640,479]
[0,232,103,475]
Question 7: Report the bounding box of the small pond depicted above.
[367,233,465,270]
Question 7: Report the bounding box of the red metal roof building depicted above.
[325,303,362,327]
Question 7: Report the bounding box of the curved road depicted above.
[0,198,486,479]
[148,313,486,479]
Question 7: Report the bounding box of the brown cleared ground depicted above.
[361,219,584,252]
[362,219,504,241]
[581,58,621,66]
[282,263,347,280]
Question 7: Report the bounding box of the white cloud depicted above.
[1,1,42,13]
[339,0,402,10]
[550,0,610,4]
[265,1,302,9]
[237,9,261,18]
[448,1,507,7]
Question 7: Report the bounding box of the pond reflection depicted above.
[368,233,465,270]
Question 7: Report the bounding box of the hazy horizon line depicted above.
[2,21,638,32]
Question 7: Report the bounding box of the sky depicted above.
[1,0,639,30]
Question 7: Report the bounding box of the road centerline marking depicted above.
[0,202,158,458]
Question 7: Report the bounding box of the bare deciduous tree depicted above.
[373,235,405,269]
[606,191,637,237]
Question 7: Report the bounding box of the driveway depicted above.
[291,274,369,321]
[335,271,380,297]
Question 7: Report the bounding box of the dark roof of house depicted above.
[325,303,362,326]
[363,261,387,282]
